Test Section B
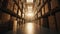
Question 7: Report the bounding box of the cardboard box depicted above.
[55,12,60,31]
[51,0,59,9]
[7,0,14,11]
[42,7,45,15]
[14,4,18,14]
[45,3,49,14]
[48,15,56,32]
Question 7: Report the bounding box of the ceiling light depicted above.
[26,0,33,3]
[26,12,34,17]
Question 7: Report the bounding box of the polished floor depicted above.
[6,22,59,34]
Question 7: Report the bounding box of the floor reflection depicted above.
[6,22,58,34]
[25,22,34,34]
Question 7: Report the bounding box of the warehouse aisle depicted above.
[0,0,60,34]
[6,22,58,34]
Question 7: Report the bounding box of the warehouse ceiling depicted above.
[22,0,40,21]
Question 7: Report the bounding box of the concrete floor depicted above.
[6,23,59,34]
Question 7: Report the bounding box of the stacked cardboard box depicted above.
[45,3,49,14]
[0,0,3,8]
[41,18,48,27]
[40,0,43,6]
[7,0,14,11]
[41,18,43,27]
[48,15,56,32]
[39,19,41,26]
[51,0,59,9]
[55,12,60,32]
[14,4,18,14]
[44,0,46,2]
[38,12,41,17]
[0,0,11,23]
[43,18,48,28]
[42,7,45,15]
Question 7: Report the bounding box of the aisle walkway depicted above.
[6,23,58,34]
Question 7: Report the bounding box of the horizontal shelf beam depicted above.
[35,0,51,16]
[34,7,60,21]
[0,8,24,19]
[13,0,23,12]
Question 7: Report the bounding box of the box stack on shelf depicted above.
[0,0,24,33]
[48,15,56,32]
[35,0,60,33]
[55,12,60,32]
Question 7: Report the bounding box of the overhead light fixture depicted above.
[26,0,33,3]
[28,6,32,12]
[25,6,34,17]
[27,12,33,16]
[25,12,34,17]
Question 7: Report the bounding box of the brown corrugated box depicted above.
[42,7,45,15]
[7,0,14,11]
[48,15,56,32]
[51,0,59,9]
[55,12,60,31]
[45,3,49,14]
